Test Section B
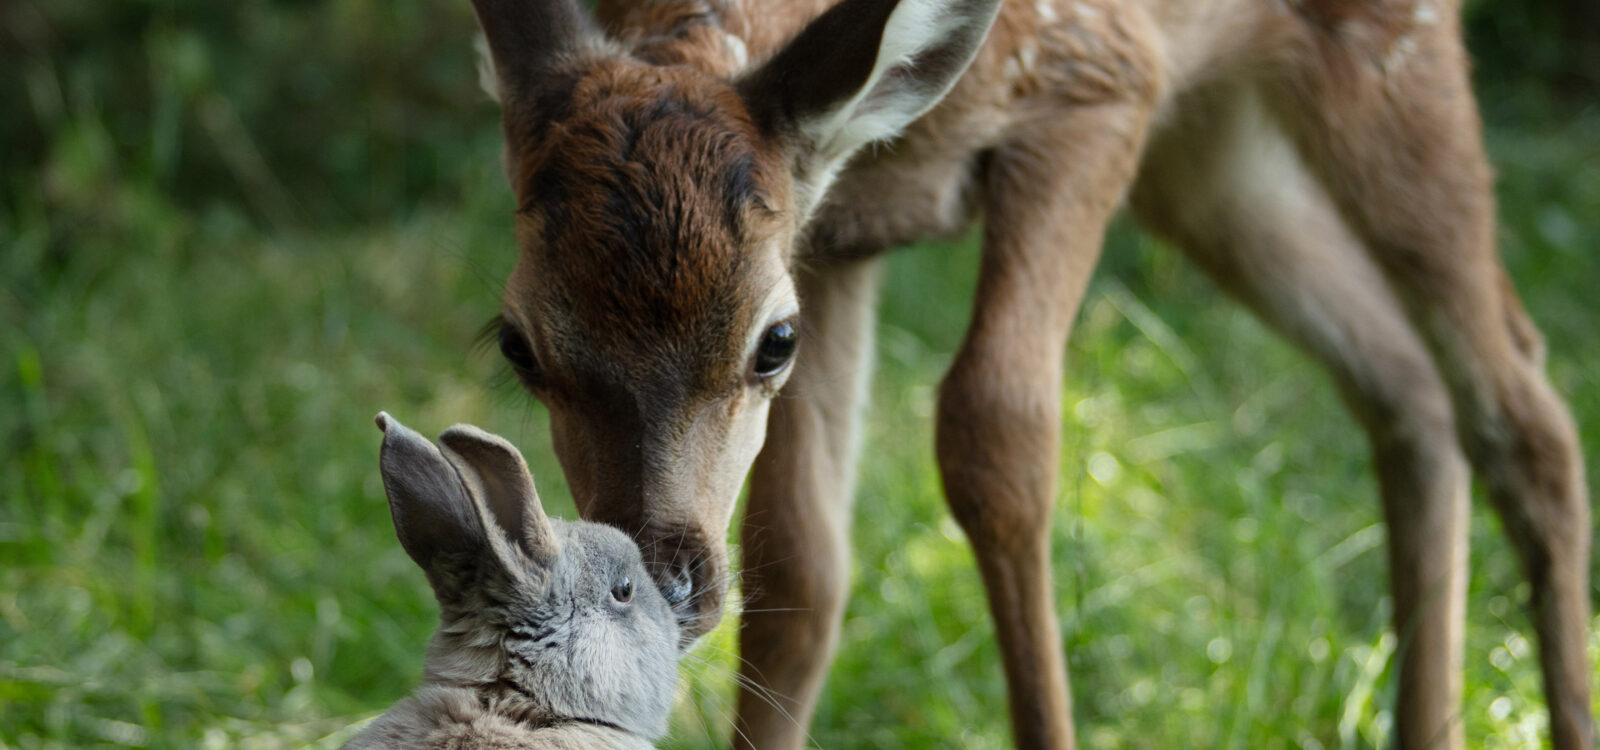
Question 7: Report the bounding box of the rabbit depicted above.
[343,412,681,749]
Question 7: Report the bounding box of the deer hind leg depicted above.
[1132,81,1472,749]
[1280,15,1594,748]
[735,257,882,750]
[937,101,1153,750]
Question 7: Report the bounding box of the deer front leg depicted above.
[736,257,882,750]
[937,105,1152,750]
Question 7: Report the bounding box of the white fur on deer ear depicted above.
[474,34,502,104]
[438,425,560,566]
[739,0,1004,210]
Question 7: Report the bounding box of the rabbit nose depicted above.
[660,567,693,606]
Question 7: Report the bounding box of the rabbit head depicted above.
[374,412,680,740]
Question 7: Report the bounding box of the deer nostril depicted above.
[661,568,693,606]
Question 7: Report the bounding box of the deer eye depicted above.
[752,319,798,378]
[498,322,538,378]
[611,577,634,603]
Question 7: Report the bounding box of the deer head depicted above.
[471,0,1003,638]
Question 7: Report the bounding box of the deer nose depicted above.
[660,565,694,606]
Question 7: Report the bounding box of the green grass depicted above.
[3,96,1598,749]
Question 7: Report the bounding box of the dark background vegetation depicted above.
[2,0,1594,235]
[2,1,1596,748]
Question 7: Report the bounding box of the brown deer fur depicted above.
[467,0,1595,747]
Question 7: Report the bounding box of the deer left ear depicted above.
[470,0,602,107]
[739,0,1003,205]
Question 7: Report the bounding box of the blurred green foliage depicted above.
[1,0,492,240]
[1465,0,1600,94]
[2,0,1592,240]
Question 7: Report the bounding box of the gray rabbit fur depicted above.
[343,413,680,749]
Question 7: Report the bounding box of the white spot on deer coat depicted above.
[721,31,749,69]
[1414,1,1438,25]
[1035,0,1058,24]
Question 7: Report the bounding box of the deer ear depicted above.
[739,0,1002,203]
[375,412,489,575]
[470,0,600,104]
[438,424,560,566]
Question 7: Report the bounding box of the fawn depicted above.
[466,0,1594,746]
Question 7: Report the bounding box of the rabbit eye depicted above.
[611,577,633,603]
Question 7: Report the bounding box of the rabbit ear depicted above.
[374,412,488,574]
[438,424,560,566]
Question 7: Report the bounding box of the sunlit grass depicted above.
[4,99,1598,749]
